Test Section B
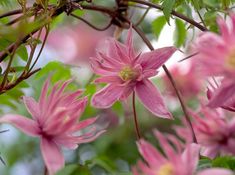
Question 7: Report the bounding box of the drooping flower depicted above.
[192,14,235,108]
[176,106,235,159]
[90,26,177,119]
[132,130,233,175]
[0,79,105,175]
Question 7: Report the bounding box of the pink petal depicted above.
[39,78,50,110]
[137,139,166,167]
[125,25,135,59]
[22,96,40,121]
[138,47,177,70]
[94,76,123,84]
[106,38,129,63]
[91,84,125,108]
[40,138,65,175]
[135,80,173,119]
[197,168,233,175]
[217,17,231,43]
[0,114,40,137]
[208,81,235,108]
[181,143,200,173]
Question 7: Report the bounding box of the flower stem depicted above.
[132,24,198,143]
[132,92,141,140]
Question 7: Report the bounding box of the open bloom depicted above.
[192,14,235,108]
[177,107,235,158]
[132,130,233,175]
[90,26,176,118]
[0,79,105,175]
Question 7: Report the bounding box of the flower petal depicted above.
[135,80,173,119]
[125,25,135,59]
[0,114,40,137]
[208,81,235,108]
[40,138,65,175]
[138,47,177,70]
[91,84,125,108]
[181,143,200,173]
[22,96,40,120]
[94,76,123,84]
[197,168,233,175]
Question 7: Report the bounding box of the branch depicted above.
[129,0,208,31]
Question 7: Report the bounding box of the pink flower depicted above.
[162,64,203,99]
[192,14,235,108]
[132,130,233,175]
[177,107,235,158]
[47,24,111,65]
[90,26,176,119]
[0,79,105,175]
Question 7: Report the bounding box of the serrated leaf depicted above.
[174,19,186,47]
[152,16,166,39]
[162,0,176,24]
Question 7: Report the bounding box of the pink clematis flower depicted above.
[0,79,105,175]
[90,26,176,119]
[192,14,235,108]
[176,107,235,159]
[132,130,233,175]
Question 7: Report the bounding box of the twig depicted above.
[129,0,207,31]
[70,13,112,31]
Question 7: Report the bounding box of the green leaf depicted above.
[173,19,186,47]
[203,0,220,8]
[162,0,176,23]
[197,157,212,171]
[204,11,219,32]
[152,16,167,39]
[56,164,92,175]
[35,61,71,82]
[191,0,201,10]
[16,45,28,62]
[212,156,235,170]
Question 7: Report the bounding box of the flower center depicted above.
[119,66,138,81]
[157,163,174,175]
[226,50,235,70]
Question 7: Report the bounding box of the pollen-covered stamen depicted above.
[226,50,235,70]
[119,66,139,81]
[157,163,174,175]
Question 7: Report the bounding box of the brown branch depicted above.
[0,68,41,95]
[0,9,23,18]
[70,13,112,31]
[129,0,208,31]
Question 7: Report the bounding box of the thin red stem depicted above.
[132,92,141,140]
